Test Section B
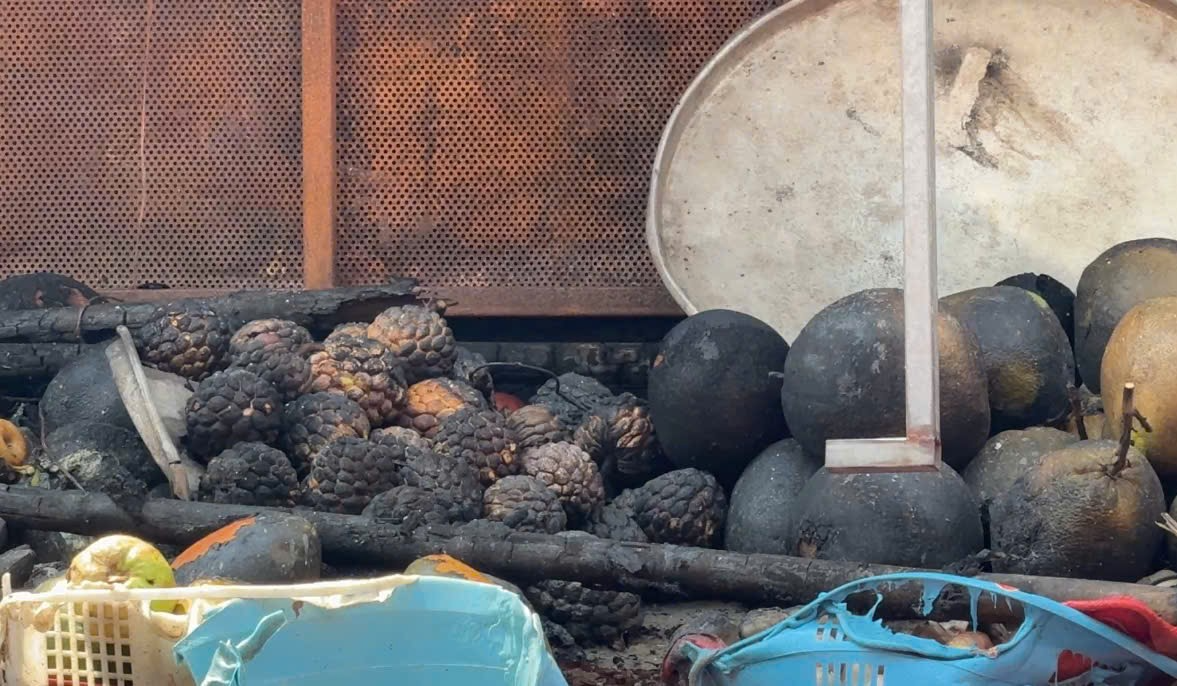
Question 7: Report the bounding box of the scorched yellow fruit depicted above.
[69,535,179,612]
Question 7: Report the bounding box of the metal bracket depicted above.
[826,0,941,472]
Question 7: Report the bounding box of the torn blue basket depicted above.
[172,575,568,686]
[668,572,1177,686]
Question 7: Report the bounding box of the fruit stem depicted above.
[1109,383,1150,477]
[1067,385,1088,441]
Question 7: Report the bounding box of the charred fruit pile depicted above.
[778,237,1177,587]
[0,296,783,662]
[4,238,1177,679]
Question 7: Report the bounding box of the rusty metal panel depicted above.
[0,1,303,290]
[334,0,781,315]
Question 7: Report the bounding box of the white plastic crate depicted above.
[0,574,421,686]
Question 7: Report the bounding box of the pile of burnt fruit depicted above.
[732,237,1177,586]
[90,301,747,557]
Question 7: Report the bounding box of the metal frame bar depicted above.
[825,0,941,471]
[301,0,338,290]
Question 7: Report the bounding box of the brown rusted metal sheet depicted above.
[1,1,777,316]
[0,1,303,291]
[334,0,780,315]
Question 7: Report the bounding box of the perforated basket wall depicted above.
[0,1,781,314]
[0,1,303,291]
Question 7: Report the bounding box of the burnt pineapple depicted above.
[280,392,371,477]
[185,369,283,460]
[303,436,402,514]
[574,393,668,490]
[136,305,232,381]
[367,304,457,383]
[308,335,408,428]
[483,475,567,533]
[397,378,487,437]
[434,406,519,487]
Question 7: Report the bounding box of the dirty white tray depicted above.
[648,0,1177,341]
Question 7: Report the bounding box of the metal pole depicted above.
[825,0,941,470]
[900,0,941,457]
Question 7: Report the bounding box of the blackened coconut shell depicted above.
[44,421,165,488]
[648,309,789,484]
[724,439,822,555]
[962,427,1078,515]
[990,439,1164,581]
[40,343,135,435]
[942,286,1075,433]
[781,288,990,470]
[1074,238,1177,393]
[790,463,983,568]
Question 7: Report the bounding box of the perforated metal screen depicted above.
[0,1,303,291]
[335,0,780,311]
[0,1,780,314]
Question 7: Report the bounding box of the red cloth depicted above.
[1053,595,1177,682]
[1065,596,1177,659]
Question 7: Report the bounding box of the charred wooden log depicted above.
[0,484,1174,623]
[0,342,94,379]
[0,281,420,344]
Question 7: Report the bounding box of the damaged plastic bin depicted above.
[173,574,567,686]
[668,572,1177,686]
[0,574,566,686]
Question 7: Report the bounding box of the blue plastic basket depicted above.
[172,575,568,686]
[673,572,1177,686]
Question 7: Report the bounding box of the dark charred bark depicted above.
[0,281,419,343]
[0,484,1173,624]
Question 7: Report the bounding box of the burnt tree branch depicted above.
[0,342,97,379]
[0,281,420,344]
[1109,382,1151,477]
[0,485,1175,624]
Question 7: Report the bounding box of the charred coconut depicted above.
[781,288,990,470]
[941,286,1076,432]
[990,438,1165,581]
[790,464,983,568]
[724,439,822,555]
[649,310,790,485]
